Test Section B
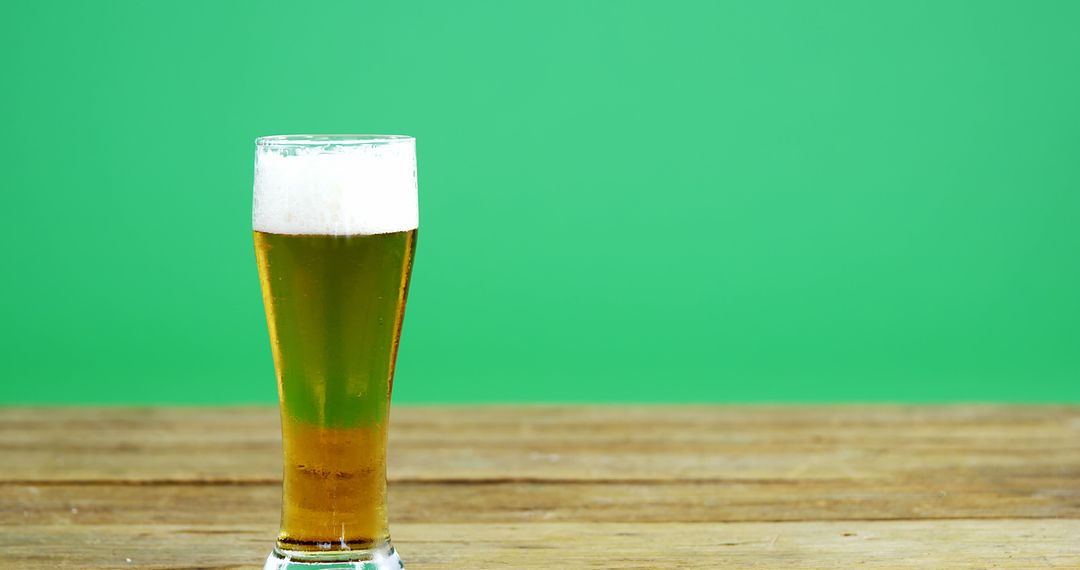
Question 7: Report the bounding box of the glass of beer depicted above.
[253,135,418,570]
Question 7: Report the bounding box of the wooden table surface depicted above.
[1,406,1078,569]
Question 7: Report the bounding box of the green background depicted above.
[3,1,1078,404]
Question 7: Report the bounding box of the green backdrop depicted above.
[3,1,1078,404]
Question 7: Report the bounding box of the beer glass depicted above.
[253,135,417,569]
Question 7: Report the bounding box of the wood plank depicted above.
[2,406,1078,482]
[2,479,1078,526]
[1,520,1077,569]
[3,406,1078,568]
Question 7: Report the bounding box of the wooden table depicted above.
[2,406,1078,568]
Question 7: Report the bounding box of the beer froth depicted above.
[253,137,418,235]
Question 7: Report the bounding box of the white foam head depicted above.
[253,135,418,235]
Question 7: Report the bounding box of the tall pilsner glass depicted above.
[253,135,417,570]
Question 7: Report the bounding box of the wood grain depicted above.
[1,406,1077,568]
[2,479,1077,525]
[1,521,1077,569]
[3,406,1077,482]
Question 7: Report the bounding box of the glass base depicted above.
[263,543,403,570]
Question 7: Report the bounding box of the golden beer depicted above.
[255,229,417,553]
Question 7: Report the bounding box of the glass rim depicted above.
[256,134,414,147]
